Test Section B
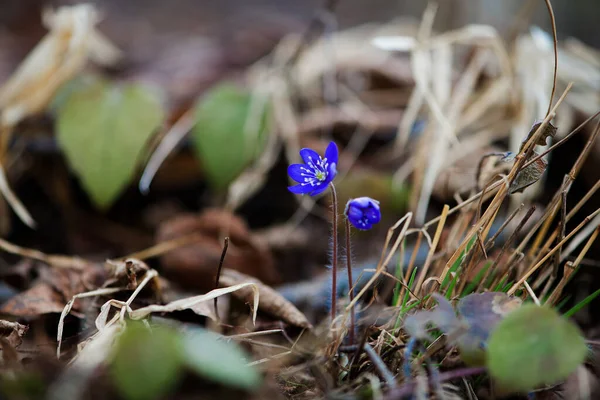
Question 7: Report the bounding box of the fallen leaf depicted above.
[1,282,69,317]
[56,76,164,209]
[219,268,312,329]
[0,265,103,317]
[157,209,279,290]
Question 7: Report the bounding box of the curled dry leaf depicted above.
[498,152,549,194]
[156,209,279,291]
[0,320,28,348]
[219,268,312,329]
[104,258,151,290]
[519,121,557,151]
[129,282,260,324]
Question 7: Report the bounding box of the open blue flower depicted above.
[345,197,381,230]
[288,141,338,196]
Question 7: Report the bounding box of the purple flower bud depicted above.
[345,197,381,230]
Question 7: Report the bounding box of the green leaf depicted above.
[191,83,270,190]
[182,327,262,391]
[110,322,183,400]
[487,304,587,393]
[56,76,164,209]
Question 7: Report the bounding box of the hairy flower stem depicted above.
[345,218,356,345]
[330,182,338,323]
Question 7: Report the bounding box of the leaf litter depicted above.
[0,1,600,400]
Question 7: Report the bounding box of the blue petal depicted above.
[324,141,339,166]
[299,148,321,165]
[359,222,373,230]
[346,204,363,221]
[327,162,337,183]
[288,183,311,195]
[349,197,372,208]
[310,181,330,196]
[288,164,312,183]
[365,207,381,224]
[351,218,372,230]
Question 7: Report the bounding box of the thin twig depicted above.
[330,183,339,323]
[478,206,536,292]
[345,218,355,345]
[543,0,558,117]
[214,237,230,321]
[508,208,600,295]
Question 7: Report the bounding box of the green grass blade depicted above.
[461,261,492,297]
[441,235,476,289]
[564,288,600,318]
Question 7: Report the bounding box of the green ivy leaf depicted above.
[487,304,587,393]
[110,322,183,400]
[56,76,164,209]
[182,327,261,391]
[191,83,269,191]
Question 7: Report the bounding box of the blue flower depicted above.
[287,141,338,196]
[345,197,381,230]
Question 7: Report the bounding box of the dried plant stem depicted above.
[485,203,525,249]
[416,204,449,296]
[478,206,536,292]
[345,218,355,345]
[547,226,600,305]
[400,231,423,303]
[508,208,600,295]
[543,0,558,117]
[526,117,600,262]
[348,213,413,310]
[214,237,230,321]
[443,84,572,283]
[330,182,339,323]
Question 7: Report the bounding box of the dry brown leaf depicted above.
[157,209,280,290]
[0,265,103,317]
[1,281,70,317]
[219,268,312,329]
[0,320,28,348]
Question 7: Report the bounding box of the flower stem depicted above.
[329,182,338,323]
[345,218,355,345]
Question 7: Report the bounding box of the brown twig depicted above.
[543,0,558,117]
[214,237,230,321]
[479,206,536,292]
[345,218,356,345]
